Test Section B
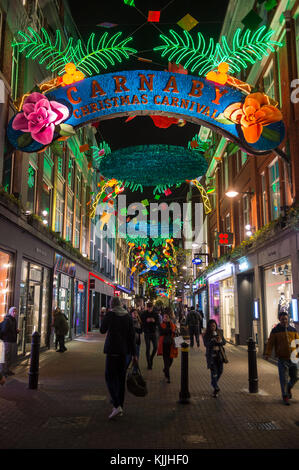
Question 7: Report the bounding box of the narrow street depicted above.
[0,334,298,450]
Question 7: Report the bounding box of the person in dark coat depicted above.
[203,319,227,398]
[141,302,160,370]
[157,311,178,383]
[100,296,137,419]
[126,308,142,371]
[0,307,19,377]
[186,308,201,348]
[53,308,69,353]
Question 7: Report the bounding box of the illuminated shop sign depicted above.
[8,70,285,155]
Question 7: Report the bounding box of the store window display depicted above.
[264,261,293,337]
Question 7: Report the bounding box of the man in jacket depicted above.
[53,308,69,353]
[186,307,201,348]
[100,296,137,419]
[141,302,160,370]
[0,307,19,377]
[265,312,299,406]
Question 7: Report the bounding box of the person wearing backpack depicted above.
[0,307,19,377]
[53,308,69,353]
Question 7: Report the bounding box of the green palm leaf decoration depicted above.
[12,27,74,74]
[154,29,216,76]
[214,26,283,73]
[72,32,137,75]
[154,26,283,76]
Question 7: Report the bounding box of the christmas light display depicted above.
[154,26,283,76]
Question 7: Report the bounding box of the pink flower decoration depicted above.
[12,92,69,145]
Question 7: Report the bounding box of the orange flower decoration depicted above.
[224,92,283,144]
[62,63,85,87]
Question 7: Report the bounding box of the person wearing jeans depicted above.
[203,319,227,398]
[101,297,137,419]
[141,302,160,370]
[0,307,19,377]
[157,311,178,383]
[265,312,299,406]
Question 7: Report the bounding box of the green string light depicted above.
[12,29,136,76]
[154,26,283,75]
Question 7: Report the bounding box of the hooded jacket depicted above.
[100,306,136,356]
[1,312,18,343]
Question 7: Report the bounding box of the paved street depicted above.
[0,332,298,450]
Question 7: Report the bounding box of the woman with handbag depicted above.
[203,319,227,398]
[157,310,178,383]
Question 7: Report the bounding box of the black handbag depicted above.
[219,345,229,364]
[126,364,148,397]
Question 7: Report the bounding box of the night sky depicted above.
[69,0,229,202]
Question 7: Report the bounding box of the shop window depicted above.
[18,262,51,354]
[261,172,268,226]
[264,261,293,337]
[269,159,280,220]
[0,251,12,322]
[263,61,275,101]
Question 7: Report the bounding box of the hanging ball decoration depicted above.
[97,144,208,188]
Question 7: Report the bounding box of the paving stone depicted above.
[0,332,299,449]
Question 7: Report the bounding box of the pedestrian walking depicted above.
[126,308,142,371]
[157,311,178,383]
[203,319,227,398]
[264,312,299,406]
[186,307,201,348]
[100,296,137,419]
[53,308,69,353]
[141,302,160,370]
[100,307,106,328]
[0,307,19,377]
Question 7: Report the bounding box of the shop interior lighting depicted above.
[292,297,299,322]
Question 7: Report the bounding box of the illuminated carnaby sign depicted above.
[7,70,285,155]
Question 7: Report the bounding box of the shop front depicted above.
[207,263,236,343]
[53,253,76,339]
[74,280,86,336]
[263,259,293,338]
[115,284,134,308]
[0,250,13,324]
[88,273,115,331]
[19,260,52,355]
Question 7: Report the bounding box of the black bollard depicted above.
[179,342,191,404]
[247,337,258,393]
[29,331,41,390]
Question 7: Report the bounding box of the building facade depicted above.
[0,0,136,359]
[200,0,299,352]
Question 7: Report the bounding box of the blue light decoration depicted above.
[7,70,285,155]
